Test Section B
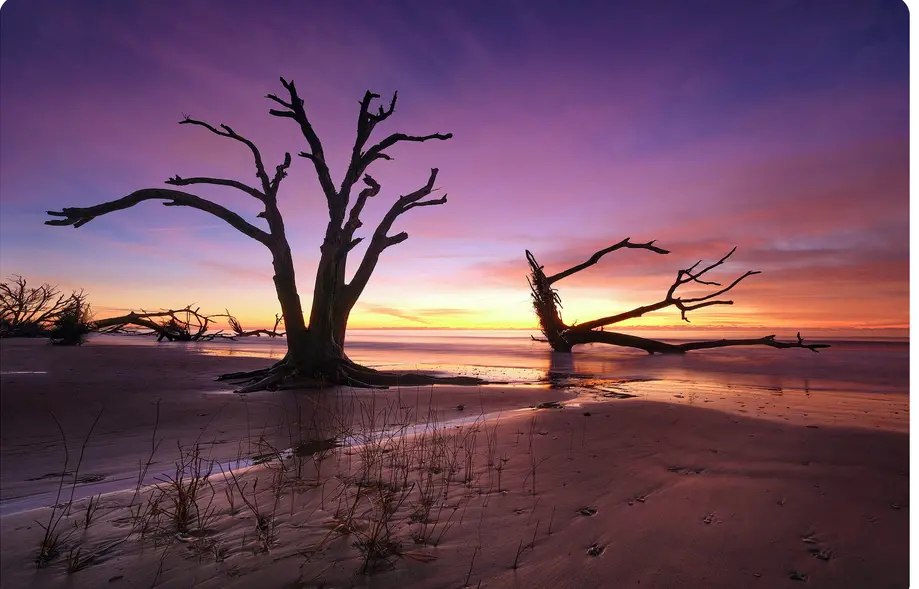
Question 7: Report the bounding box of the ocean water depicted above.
[92,329,908,395]
[171,328,902,432]
[0,330,906,514]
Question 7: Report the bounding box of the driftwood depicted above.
[527,238,830,354]
[93,306,231,342]
[94,306,288,342]
[226,311,284,338]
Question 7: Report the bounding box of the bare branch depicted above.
[269,152,292,194]
[384,232,409,247]
[403,195,447,212]
[665,250,761,322]
[371,168,442,246]
[368,91,398,124]
[339,91,400,197]
[180,116,272,196]
[571,247,760,331]
[222,309,285,338]
[545,238,670,285]
[361,132,453,173]
[681,271,761,305]
[0,276,77,336]
[345,168,445,304]
[264,93,292,110]
[529,242,829,356]
[46,189,272,246]
[667,247,738,299]
[565,300,675,332]
[343,175,381,240]
[165,175,263,200]
[266,77,336,200]
[92,306,224,341]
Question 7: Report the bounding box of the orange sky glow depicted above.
[0,1,908,339]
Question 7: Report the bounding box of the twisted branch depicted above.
[179,116,273,197]
[46,189,271,246]
[345,168,446,304]
[266,77,336,200]
[93,306,225,341]
[0,276,75,334]
[225,311,285,338]
[571,246,760,331]
[527,241,829,355]
[546,238,670,285]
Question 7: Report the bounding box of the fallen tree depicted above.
[95,306,286,341]
[47,78,480,391]
[226,312,284,338]
[527,239,829,354]
[93,306,231,341]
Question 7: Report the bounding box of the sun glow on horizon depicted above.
[0,0,906,344]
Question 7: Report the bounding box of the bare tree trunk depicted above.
[47,79,481,392]
[269,241,310,360]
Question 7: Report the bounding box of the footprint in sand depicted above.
[800,533,819,544]
[627,494,648,506]
[667,465,705,475]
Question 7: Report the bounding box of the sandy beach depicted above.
[0,337,909,588]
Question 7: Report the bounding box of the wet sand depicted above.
[0,338,909,588]
[0,340,569,511]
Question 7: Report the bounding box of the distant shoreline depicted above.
[75,327,910,343]
[77,330,910,346]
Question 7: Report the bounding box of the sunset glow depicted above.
[0,0,907,336]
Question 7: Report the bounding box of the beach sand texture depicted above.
[0,337,908,588]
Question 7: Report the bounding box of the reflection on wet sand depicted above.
[94,332,910,433]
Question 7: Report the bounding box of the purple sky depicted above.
[0,0,908,334]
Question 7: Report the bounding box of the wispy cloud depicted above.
[357,303,476,325]
[0,0,906,332]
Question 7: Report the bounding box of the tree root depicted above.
[216,367,274,382]
[217,356,484,393]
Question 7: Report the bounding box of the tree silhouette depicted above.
[47,78,476,391]
[527,240,829,354]
[0,275,87,338]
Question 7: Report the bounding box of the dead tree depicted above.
[226,311,285,338]
[48,295,93,346]
[47,78,479,391]
[93,306,227,341]
[0,276,87,337]
[96,307,284,341]
[527,239,829,354]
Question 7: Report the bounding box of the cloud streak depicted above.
[0,0,907,334]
